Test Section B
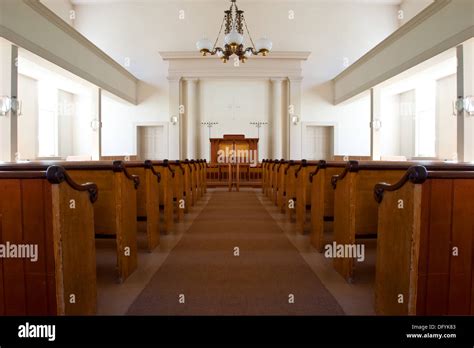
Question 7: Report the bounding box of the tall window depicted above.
[37,81,58,157]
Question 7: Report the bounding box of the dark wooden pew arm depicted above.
[276,159,286,171]
[114,161,140,189]
[309,160,327,183]
[184,159,193,172]
[174,160,186,174]
[294,159,307,178]
[331,160,358,189]
[373,165,428,203]
[284,160,294,174]
[47,165,99,203]
[144,160,161,183]
[163,159,176,177]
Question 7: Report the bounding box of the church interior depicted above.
[0,0,473,322]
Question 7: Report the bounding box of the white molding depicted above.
[160,51,310,80]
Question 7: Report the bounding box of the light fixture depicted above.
[370,119,382,131]
[90,119,101,132]
[453,96,474,116]
[291,115,299,125]
[0,96,22,116]
[171,115,178,125]
[196,0,272,63]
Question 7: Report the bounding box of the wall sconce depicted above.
[453,96,474,116]
[370,119,382,131]
[0,96,22,116]
[170,115,178,125]
[90,119,101,132]
[291,115,299,125]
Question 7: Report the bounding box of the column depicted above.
[168,77,181,160]
[91,87,101,160]
[271,78,284,159]
[289,77,302,160]
[370,87,382,160]
[185,78,199,160]
[457,39,474,162]
[0,42,17,162]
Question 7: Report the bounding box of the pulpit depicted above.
[209,134,259,164]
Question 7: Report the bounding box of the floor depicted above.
[96,188,375,315]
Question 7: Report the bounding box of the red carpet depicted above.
[127,190,344,315]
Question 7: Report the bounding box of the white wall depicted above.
[303,84,371,156]
[71,0,399,159]
[436,74,457,160]
[198,79,270,161]
[18,74,38,160]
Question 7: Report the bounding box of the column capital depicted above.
[270,77,286,83]
[288,76,303,83]
[183,77,199,83]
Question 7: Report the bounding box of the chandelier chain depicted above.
[212,15,226,51]
[243,17,256,50]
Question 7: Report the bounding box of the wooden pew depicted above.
[374,166,474,315]
[0,166,97,315]
[125,161,161,252]
[276,160,288,212]
[201,160,208,194]
[150,160,175,233]
[261,159,269,194]
[331,160,474,283]
[182,160,193,213]
[0,161,140,283]
[283,161,299,220]
[308,160,347,252]
[294,160,319,234]
[170,161,185,222]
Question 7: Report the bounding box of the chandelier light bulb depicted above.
[256,37,273,54]
[196,38,213,53]
[224,29,244,46]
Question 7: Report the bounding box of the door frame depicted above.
[133,122,169,160]
[301,121,338,160]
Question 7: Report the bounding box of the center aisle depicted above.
[127,190,344,315]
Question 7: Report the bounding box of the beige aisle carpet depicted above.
[127,190,344,315]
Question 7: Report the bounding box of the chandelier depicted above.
[196,0,272,63]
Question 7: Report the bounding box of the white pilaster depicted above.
[458,39,474,162]
[270,78,285,159]
[289,77,302,160]
[168,77,181,160]
[370,87,382,160]
[0,41,17,162]
[185,78,199,160]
